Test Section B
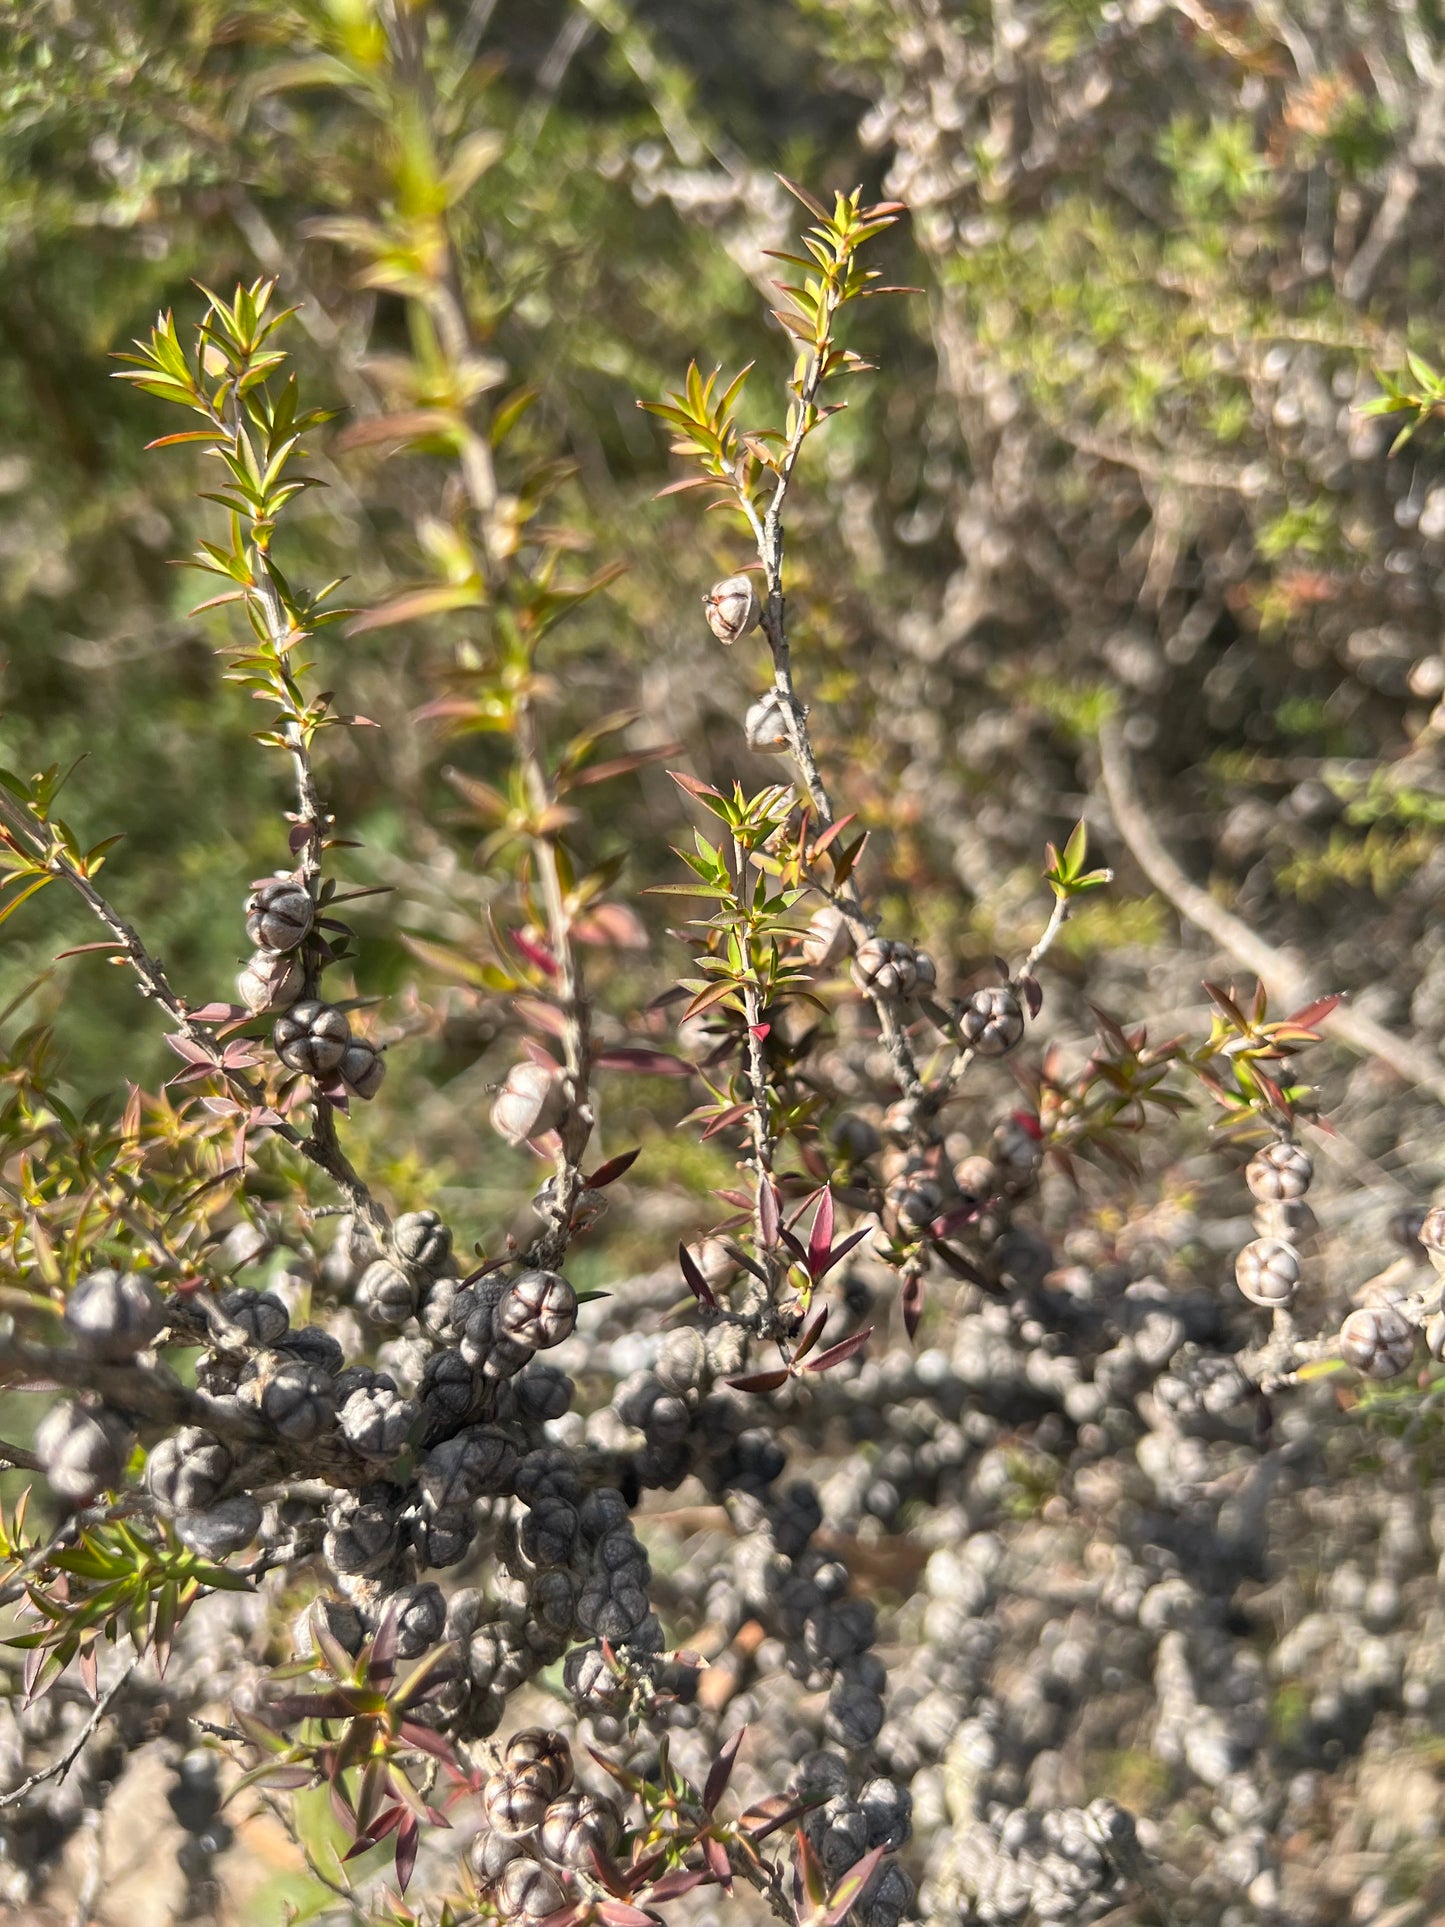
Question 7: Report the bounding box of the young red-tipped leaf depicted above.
[791,1303,829,1365]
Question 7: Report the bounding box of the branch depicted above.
[517,699,595,1270]
[742,313,924,1102]
[1097,714,1445,1105]
[0,789,389,1241]
[0,1662,136,1810]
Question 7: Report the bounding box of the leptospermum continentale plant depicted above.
[5,71,1445,1919]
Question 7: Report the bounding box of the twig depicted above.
[0,1662,136,1810]
[1096,715,1445,1106]
[0,789,389,1240]
[739,300,924,1103]
[516,699,595,1269]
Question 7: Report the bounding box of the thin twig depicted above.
[0,1662,136,1810]
[0,790,389,1240]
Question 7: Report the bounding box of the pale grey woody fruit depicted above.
[339,1038,385,1099]
[236,949,304,1016]
[244,877,313,952]
[273,999,350,1076]
[1245,1139,1313,1202]
[703,572,761,643]
[64,1267,164,1360]
[1340,1301,1417,1378]
[958,984,1025,1057]
[491,1060,568,1145]
[1234,1237,1301,1309]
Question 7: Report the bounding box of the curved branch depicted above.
[1097,714,1445,1106]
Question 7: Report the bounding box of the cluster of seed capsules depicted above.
[1233,1141,1445,1380]
[467,1727,624,1920]
[239,874,385,1102]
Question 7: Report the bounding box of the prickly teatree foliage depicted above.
[7,4,1445,1926]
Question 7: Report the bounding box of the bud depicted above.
[146,1428,232,1512]
[273,999,350,1077]
[496,1858,567,1920]
[506,1728,574,1794]
[1233,1237,1300,1309]
[703,573,761,644]
[237,949,305,1016]
[492,1060,568,1145]
[244,877,313,953]
[539,1790,621,1868]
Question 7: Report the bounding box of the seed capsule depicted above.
[244,877,313,952]
[492,1060,568,1145]
[339,1038,385,1100]
[1245,1140,1313,1202]
[703,573,761,644]
[957,984,1024,1057]
[1340,1302,1417,1378]
[497,1270,578,1350]
[1419,1204,1445,1272]
[273,999,350,1077]
[744,689,791,752]
[1233,1238,1300,1309]
[237,949,304,1016]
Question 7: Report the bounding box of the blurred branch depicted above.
[0,1663,136,1811]
[1097,714,1445,1105]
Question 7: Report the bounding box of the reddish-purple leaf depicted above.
[1021,974,1043,1020]
[587,1147,642,1187]
[758,1178,780,1249]
[791,1303,829,1365]
[510,928,559,977]
[821,1844,886,1925]
[803,1327,873,1374]
[901,1270,925,1340]
[678,1242,717,1311]
[815,1225,870,1279]
[1285,993,1342,1029]
[668,769,723,800]
[809,813,857,859]
[646,1869,711,1902]
[749,1022,771,1041]
[395,1812,420,1892]
[807,1188,834,1278]
[727,1368,790,1395]
[704,1725,746,1813]
[594,1047,691,1076]
[598,1905,655,1927]
[702,1834,733,1894]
